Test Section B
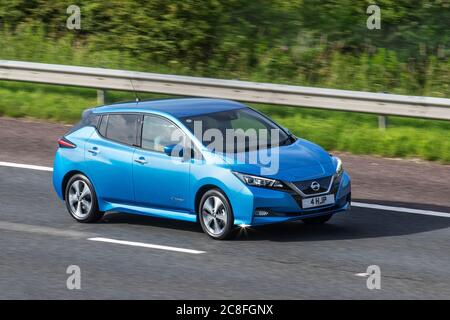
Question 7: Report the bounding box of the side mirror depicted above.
[163,144,183,157]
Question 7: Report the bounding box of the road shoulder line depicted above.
[0,161,53,172]
[352,202,450,218]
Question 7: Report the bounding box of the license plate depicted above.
[302,194,335,209]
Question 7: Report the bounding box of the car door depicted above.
[85,113,139,204]
[133,114,190,211]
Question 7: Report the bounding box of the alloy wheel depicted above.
[68,180,93,219]
[201,195,228,236]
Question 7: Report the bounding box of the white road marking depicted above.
[87,237,206,254]
[354,273,369,277]
[0,221,205,254]
[1,161,449,219]
[352,202,450,218]
[0,161,53,172]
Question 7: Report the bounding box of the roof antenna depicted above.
[129,79,141,103]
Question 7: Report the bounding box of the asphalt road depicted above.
[1,165,450,299]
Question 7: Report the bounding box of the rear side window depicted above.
[104,114,139,146]
[66,110,100,135]
[85,113,100,127]
[98,115,108,136]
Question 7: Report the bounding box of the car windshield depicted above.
[180,108,293,153]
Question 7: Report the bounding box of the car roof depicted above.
[92,98,247,118]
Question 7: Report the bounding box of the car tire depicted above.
[199,189,235,240]
[302,214,333,225]
[65,174,104,223]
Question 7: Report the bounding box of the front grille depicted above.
[292,176,333,195]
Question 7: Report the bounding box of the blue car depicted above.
[53,98,351,239]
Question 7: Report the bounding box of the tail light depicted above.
[58,137,77,149]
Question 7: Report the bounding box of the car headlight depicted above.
[333,156,343,176]
[232,172,285,189]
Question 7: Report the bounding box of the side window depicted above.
[99,115,108,136]
[104,114,139,146]
[141,115,185,153]
[66,111,100,135]
[85,113,100,127]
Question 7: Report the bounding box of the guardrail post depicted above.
[97,89,106,105]
[378,115,388,130]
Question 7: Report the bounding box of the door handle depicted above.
[134,157,148,164]
[87,147,99,155]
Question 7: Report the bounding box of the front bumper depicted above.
[235,171,351,226]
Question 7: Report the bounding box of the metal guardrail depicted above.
[1,60,450,123]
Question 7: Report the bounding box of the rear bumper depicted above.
[52,151,65,200]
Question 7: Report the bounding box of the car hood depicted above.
[219,139,335,182]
